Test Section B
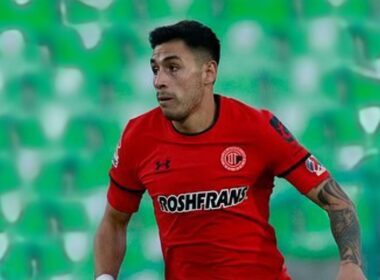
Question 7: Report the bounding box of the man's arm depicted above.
[94,203,132,279]
[306,178,366,280]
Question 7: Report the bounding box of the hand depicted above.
[336,262,366,280]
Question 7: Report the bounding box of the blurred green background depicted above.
[0,0,379,279]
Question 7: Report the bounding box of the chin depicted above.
[160,108,187,122]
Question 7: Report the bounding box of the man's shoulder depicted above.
[221,95,269,121]
[122,106,164,137]
[129,106,163,126]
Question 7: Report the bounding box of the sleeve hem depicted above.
[109,173,145,194]
[107,182,143,213]
[299,174,331,195]
[278,153,311,178]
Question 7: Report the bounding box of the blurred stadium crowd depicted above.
[0,0,379,279]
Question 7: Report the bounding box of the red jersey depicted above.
[107,95,330,280]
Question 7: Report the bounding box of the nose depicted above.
[153,70,168,89]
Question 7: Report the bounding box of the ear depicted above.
[202,60,217,85]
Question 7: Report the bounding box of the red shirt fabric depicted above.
[107,95,330,280]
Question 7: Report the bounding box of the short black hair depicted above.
[149,20,220,65]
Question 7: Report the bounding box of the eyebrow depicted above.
[150,55,181,64]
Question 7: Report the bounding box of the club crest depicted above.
[221,146,247,171]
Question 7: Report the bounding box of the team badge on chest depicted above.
[221,146,247,171]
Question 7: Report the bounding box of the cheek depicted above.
[175,72,203,102]
[189,75,204,96]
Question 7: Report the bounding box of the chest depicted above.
[137,140,269,198]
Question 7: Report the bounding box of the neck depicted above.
[172,93,216,134]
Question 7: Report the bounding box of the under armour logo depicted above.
[155,159,171,171]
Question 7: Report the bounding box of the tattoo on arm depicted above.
[317,179,362,266]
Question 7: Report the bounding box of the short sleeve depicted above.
[259,110,330,193]
[259,110,308,176]
[107,121,145,213]
[284,155,330,194]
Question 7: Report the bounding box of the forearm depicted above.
[317,179,362,266]
[94,219,127,278]
[327,205,362,266]
[306,178,366,279]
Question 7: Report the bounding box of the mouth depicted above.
[157,94,174,104]
[158,97,172,101]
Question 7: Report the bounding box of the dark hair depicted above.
[149,20,220,65]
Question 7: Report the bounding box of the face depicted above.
[150,40,211,121]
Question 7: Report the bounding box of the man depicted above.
[94,20,365,280]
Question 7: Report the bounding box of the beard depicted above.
[156,92,189,121]
[159,104,189,122]
[157,83,203,122]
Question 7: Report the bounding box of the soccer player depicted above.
[94,20,366,280]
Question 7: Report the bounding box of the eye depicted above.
[169,64,179,72]
[151,66,159,75]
